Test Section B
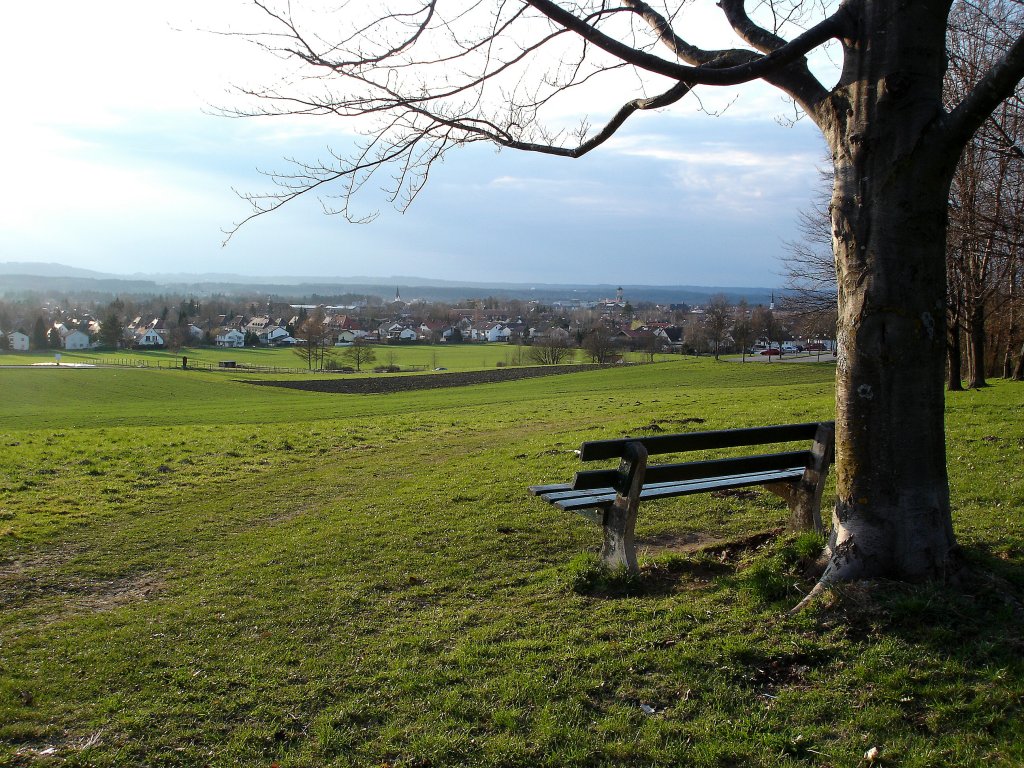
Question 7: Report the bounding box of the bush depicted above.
[324,361,354,372]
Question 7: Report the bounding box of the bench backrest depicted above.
[573,422,835,494]
[578,422,827,461]
[573,450,813,490]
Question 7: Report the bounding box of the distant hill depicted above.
[0,262,115,279]
[0,262,779,305]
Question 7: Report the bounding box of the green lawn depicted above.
[0,344,676,373]
[1,359,1022,766]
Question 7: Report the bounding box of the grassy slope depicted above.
[0,343,632,372]
[0,359,1022,767]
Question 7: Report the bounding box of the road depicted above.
[726,352,837,364]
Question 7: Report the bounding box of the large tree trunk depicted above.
[1014,342,1024,380]
[816,0,961,585]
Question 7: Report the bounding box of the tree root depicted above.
[791,543,979,614]
[790,556,863,614]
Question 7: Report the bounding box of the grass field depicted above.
[1,359,1022,766]
[0,344,676,373]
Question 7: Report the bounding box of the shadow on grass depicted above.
[562,552,733,599]
[963,540,1024,589]
[814,543,1024,660]
[565,529,816,599]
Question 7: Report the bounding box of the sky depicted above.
[0,1,834,288]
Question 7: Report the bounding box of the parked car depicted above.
[760,348,780,356]
[781,344,801,353]
[805,342,827,351]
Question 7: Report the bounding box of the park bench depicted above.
[528,421,835,572]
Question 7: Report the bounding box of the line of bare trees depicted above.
[781,0,1024,388]
[946,0,1024,386]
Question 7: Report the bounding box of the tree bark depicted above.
[816,0,961,584]
[1014,341,1024,380]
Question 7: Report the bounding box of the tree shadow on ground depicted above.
[813,543,1024,659]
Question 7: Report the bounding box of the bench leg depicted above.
[601,494,640,573]
[765,481,823,534]
[596,440,647,574]
[770,422,834,534]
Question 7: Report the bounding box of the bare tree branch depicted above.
[524,0,845,86]
[946,27,1024,147]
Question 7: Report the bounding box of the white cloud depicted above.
[600,130,823,216]
[484,175,665,218]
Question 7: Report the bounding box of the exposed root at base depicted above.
[791,580,830,613]
[790,558,863,613]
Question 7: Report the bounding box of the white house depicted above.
[8,331,29,351]
[379,322,403,340]
[259,326,292,345]
[245,315,272,335]
[484,324,511,343]
[134,328,165,347]
[215,328,245,348]
[336,329,370,345]
[380,323,419,342]
[63,330,90,350]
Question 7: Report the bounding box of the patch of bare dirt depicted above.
[0,546,82,581]
[638,530,722,555]
[627,529,785,592]
[1,561,164,620]
[711,488,761,500]
[11,731,104,764]
[638,528,782,559]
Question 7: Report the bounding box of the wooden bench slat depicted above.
[578,422,824,461]
[527,483,573,496]
[571,450,812,491]
[541,467,806,511]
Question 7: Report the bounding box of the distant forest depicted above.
[0,264,776,306]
